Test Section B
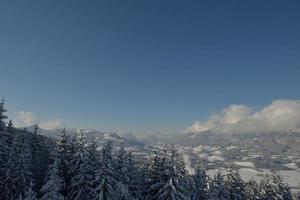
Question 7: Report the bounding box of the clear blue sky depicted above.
[0,0,299,134]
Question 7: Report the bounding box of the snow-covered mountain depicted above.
[24,126,147,154]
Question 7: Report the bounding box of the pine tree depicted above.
[209,172,230,200]
[7,120,13,133]
[295,191,300,200]
[145,145,189,200]
[144,149,167,199]
[14,133,33,197]
[271,171,293,200]
[192,166,209,200]
[0,147,20,200]
[225,167,245,200]
[33,124,39,135]
[0,99,7,131]
[94,140,118,200]
[24,181,37,200]
[31,125,53,194]
[67,132,95,200]
[157,178,188,200]
[259,175,277,200]
[115,143,132,200]
[40,156,65,200]
[244,179,260,200]
[56,128,72,196]
[126,152,143,199]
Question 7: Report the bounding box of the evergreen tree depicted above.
[40,156,65,200]
[144,149,167,199]
[209,172,230,200]
[126,152,143,199]
[115,143,133,200]
[31,124,53,194]
[259,175,277,200]
[56,128,72,196]
[7,120,14,133]
[14,133,33,197]
[271,171,293,200]
[0,98,7,131]
[295,191,300,200]
[244,179,260,200]
[146,145,189,200]
[157,178,188,200]
[67,132,95,200]
[94,140,118,200]
[192,166,209,200]
[225,167,245,200]
[24,181,37,200]
[0,147,19,200]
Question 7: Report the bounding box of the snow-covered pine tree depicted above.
[208,172,230,200]
[0,147,20,200]
[0,99,7,131]
[225,167,245,200]
[192,166,209,200]
[31,124,53,194]
[144,149,167,200]
[146,145,189,200]
[244,179,260,200]
[7,120,14,133]
[271,171,293,200]
[14,133,33,197]
[126,151,144,199]
[67,132,95,200]
[157,178,189,200]
[93,140,118,200]
[40,155,65,200]
[56,128,72,196]
[258,174,277,200]
[24,181,37,200]
[295,191,300,200]
[114,143,133,200]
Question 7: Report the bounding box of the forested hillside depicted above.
[1,99,300,200]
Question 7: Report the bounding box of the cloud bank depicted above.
[184,100,300,134]
[14,111,62,130]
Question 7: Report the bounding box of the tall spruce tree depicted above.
[31,124,53,195]
[244,179,260,200]
[209,172,230,200]
[271,171,293,200]
[67,132,95,200]
[24,181,37,200]
[259,175,277,200]
[94,140,118,200]
[146,145,189,200]
[0,99,7,131]
[114,143,133,200]
[40,156,65,200]
[225,167,245,200]
[57,128,72,196]
[192,166,209,200]
[7,120,13,133]
[0,147,19,200]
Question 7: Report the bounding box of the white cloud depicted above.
[40,119,62,130]
[15,111,36,127]
[14,111,62,130]
[185,100,300,134]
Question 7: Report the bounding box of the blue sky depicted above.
[0,1,299,134]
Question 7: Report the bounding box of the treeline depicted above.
[1,99,300,200]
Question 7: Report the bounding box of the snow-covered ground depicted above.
[234,161,255,168]
[207,155,224,162]
[207,168,300,191]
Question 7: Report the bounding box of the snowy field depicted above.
[207,168,300,192]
